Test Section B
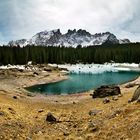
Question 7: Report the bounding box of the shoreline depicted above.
[0,64,140,101]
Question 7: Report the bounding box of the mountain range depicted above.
[8,29,130,47]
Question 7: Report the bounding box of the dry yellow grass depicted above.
[0,86,140,140]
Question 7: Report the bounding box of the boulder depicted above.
[130,86,140,102]
[92,85,121,98]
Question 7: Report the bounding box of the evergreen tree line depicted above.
[0,43,140,65]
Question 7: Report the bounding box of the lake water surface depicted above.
[26,71,140,95]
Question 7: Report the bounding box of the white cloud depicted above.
[0,0,140,42]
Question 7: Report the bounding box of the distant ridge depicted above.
[8,29,131,47]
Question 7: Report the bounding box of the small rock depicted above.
[44,68,52,72]
[125,83,135,88]
[63,131,70,136]
[73,101,76,104]
[38,109,44,113]
[118,94,123,97]
[89,93,93,96]
[109,109,122,119]
[33,72,39,75]
[46,112,57,122]
[103,98,110,104]
[0,111,5,116]
[8,107,14,111]
[88,122,98,132]
[128,99,132,103]
[89,110,101,116]
[112,96,118,101]
[38,131,43,135]
[13,96,18,99]
[86,134,94,140]
[73,124,77,128]
[8,107,16,114]
[18,69,24,72]
[27,93,35,97]
[26,137,32,140]
[77,128,83,132]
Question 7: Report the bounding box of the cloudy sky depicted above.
[0,0,140,44]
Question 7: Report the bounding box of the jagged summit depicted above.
[119,39,131,44]
[9,39,29,47]
[8,29,130,47]
[29,29,62,46]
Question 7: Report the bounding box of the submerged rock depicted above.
[92,85,121,98]
[130,86,140,102]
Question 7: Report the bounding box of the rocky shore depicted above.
[0,64,140,140]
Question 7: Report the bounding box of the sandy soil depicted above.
[0,65,140,140]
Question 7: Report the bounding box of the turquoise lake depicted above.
[26,71,140,95]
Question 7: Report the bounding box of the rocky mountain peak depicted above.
[52,29,61,35]
[67,29,76,34]
[107,33,119,43]
[8,29,131,47]
[9,39,28,47]
[119,39,131,44]
[77,29,91,36]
